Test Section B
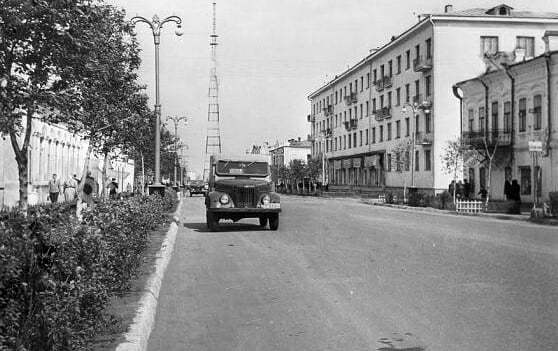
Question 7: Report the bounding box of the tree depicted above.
[440,137,476,202]
[305,157,322,192]
[390,140,412,202]
[0,0,108,211]
[289,159,305,193]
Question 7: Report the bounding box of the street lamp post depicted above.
[166,115,187,187]
[131,14,183,194]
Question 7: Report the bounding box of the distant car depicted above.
[205,154,281,231]
[189,180,208,197]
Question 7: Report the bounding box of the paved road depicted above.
[148,195,558,351]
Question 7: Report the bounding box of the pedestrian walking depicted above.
[456,180,464,199]
[478,186,488,202]
[48,173,61,203]
[508,179,522,214]
[504,178,512,200]
[463,179,471,200]
[63,174,78,201]
[107,178,118,199]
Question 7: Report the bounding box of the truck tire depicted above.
[259,216,268,227]
[206,211,218,231]
[269,214,279,231]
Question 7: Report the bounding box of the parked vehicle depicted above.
[205,154,281,231]
[189,180,208,197]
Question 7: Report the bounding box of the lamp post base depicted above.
[148,184,166,197]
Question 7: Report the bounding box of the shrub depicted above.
[0,193,176,350]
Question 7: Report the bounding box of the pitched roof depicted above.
[432,7,558,19]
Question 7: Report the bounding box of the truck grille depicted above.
[232,187,257,208]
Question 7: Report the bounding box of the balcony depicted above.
[414,132,433,145]
[413,56,432,72]
[307,114,315,123]
[383,76,392,89]
[462,129,512,148]
[412,94,423,105]
[325,128,333,138]
[344,92,358,106]
[375,79,384,92]
[322,105,333,116]
[343,119,357,131]
[373,107,392,121]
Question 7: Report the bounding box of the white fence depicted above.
[455,200,485,214]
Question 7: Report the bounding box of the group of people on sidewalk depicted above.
[448,178,521,204]
[47,172,122,204]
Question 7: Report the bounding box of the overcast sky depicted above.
[106,0,556,177]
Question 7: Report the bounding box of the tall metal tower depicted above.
[203,2,222,181]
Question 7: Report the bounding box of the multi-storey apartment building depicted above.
[307,4,558,193]
[269,138,311,168]
[455,31,558,203]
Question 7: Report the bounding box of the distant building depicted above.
[269,137,311,168]
[455,31,558,202]
[307,4,558,193]
[0,118,134,207]
[245,142,272,164]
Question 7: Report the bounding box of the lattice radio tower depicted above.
[203,2,222,181]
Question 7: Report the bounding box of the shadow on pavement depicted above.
[183,221,269,233]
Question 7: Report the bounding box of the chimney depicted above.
[543,31,558,53]
[444,4,453,13]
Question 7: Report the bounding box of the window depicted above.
[380,125,384,142]
[491,101,498,131]
[360,104,363,119]
[425,76,431,97]
[343,135,346,149]
[424,150,431,171]
[387,154,392,172]
[372,127,376,143]
[353,132,357,147]
[334,138,337,151]
[414,80,420,99]
[415,114,420,133]
[520,166,531,195]
[406,50,411,70]
[387,123,392,140]
[519,98,527,132]
[415,151,420,171]
[396,88,401,106]
[373,69,377,83]
[425,113,431,133]
[380,95,384,108]
[365,129,369,145]
[359,130,363,146]
[480,36,499,55]
[479,106,485,132]
[343,86,346,97]
[396,120,401,138]
[372,98,376,112]
[349,83,353,94]
[480,167,486,189]
[533,94,542,130]
[366,101,369,116]
[426,38,432,59]
[380,64,385,78]
[405,118,410,136]
[348,134,351,148]
[388,60,393,77]
[516,36,535,58]
[396,55,401,74]
[468,109,475,131]
[335,92,338,104]
[415,44,420,60]
[504,101,511,132]
[405,84,410,103]
[360,76,364,92]
[366,73,370,88]
[387,92,392,107]
[405,151,410,171]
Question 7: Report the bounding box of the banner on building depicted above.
[342,159,352,169]
[364,155,377,168]
[353,158,361,168]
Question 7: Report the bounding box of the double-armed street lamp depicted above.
[401,100,431,188]
[166,115,187,187]
[131,14,183,194]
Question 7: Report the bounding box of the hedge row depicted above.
[0,191,176,351]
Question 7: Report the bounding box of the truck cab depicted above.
[205,154,281,231]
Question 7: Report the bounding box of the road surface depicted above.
[148,195,558,351]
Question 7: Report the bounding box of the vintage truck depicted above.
[205,154,281,231]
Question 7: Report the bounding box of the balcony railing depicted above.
[462,129,512,148]
[322,105,333,116]
[414,132,433,145]
[413,56,432,72]
[373,107,392,121]
[325,128,332,138]
[383,76,392,89]
[344,92,358,105]
[375,79,384,92]
[343,119,358,130]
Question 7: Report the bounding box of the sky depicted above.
[106,0,557,177]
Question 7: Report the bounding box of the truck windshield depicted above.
[216,161,268,176]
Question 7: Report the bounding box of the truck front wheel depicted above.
[269,214,279,231]
[206,211,218,231]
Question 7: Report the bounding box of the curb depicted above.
[115,196,183,351]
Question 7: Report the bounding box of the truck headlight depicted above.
[261,194,270,205]
[219,194,230,204]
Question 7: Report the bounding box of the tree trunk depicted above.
[141,151,145,195]
[486,157,493,206]
[9,106,33,214]
[76,141,94,219]
[101,151,108,199]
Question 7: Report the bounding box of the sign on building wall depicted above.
[528,141,543,152]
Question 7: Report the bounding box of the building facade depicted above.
[308,4,558,193]
[456,32,558,203]
[269,138,311,168]
[0,118,135,207]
